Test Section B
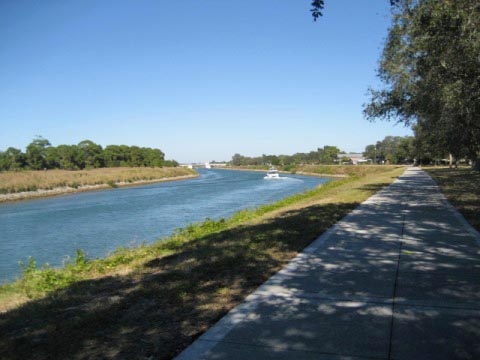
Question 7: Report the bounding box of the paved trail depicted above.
[177,168,480,360]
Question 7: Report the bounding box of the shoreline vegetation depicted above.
[0,167,198,203]
[218,165,348,178]
[0,165,405,359]
[225,164,393,178]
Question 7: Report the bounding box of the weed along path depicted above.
[0,166,405,359]
[177,168,480,360]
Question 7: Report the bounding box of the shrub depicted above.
[107,180,118,188]
[70,182,81,189]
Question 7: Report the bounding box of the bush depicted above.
[70,182,80,189]
[107,180,118,188]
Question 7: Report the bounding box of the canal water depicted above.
[0,169,330,282]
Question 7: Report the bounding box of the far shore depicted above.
[0,174,199,204]
[215,166,348,178]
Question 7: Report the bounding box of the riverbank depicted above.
[223,164,401,178]
[0,167,198,203]
[216,165,348,178]
[0,165,404,359]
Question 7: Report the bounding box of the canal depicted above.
[0,168,330,282]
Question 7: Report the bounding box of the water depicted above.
[0,169,330,282]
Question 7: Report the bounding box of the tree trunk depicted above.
[468,150,480,171]
[473,156,480,171]
[449,153,453,168]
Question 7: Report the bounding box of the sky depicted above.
[0,0,412,163]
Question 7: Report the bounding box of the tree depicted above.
[231,153,245,166]
[142,148,165,167]
[396,136,415,164]
[379,136,403,164]
[412,123,443,165]
[78,140,104,168]
[364,0,480,169]
[340,156,352,164]
[1,139,172,171]
[0,147,25,170]
[103,145,123,167]
[55,145,82,170]
[364,136,415,164]
[26,137,51,170]
[44,147,59,169]
[318,145,340,164]
[129,146,144,167]
[363,144,377,162]
[310,0,325,21]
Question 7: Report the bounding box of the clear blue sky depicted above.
[0,0,411,163]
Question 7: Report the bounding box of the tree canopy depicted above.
[0,137,178,171]
[363,136,415,165]
[364,0,480,169]
[310,0,325,21]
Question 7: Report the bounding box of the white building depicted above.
[338,153,369,165]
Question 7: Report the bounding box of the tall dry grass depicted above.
[0,167,196,194]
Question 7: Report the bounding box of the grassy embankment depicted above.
[0,167,198,202]
[229,164,395,177]
[0,165,404,359]
[425,167,480,231]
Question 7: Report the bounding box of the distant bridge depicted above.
[180,162,227,169]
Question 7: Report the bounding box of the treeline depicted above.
[232,133,469,169]
[0,137,178,171]
[231,146,341,166]
[365,133,474,166]
[364,136,415,164]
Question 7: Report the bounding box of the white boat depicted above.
[264,167,280,179]
[205,162,211,169]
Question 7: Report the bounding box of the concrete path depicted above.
[176,168,480,360]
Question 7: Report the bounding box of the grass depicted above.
[0,165,404,359]
[297,164,401,177]
[230,164,401,177]
[425,167,480,231]
[0,167,197,197]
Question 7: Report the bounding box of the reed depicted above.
[0,167,196,195]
